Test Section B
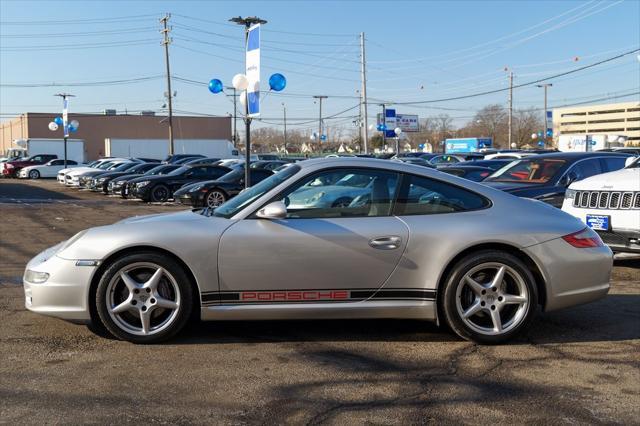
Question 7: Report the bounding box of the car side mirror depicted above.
[256,201,287,220]
[625,157,637,168]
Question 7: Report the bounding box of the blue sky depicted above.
[1,0,639,134]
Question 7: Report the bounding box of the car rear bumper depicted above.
[596,229,640,253]
[524,236,613,312]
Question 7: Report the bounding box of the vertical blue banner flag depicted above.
[246,24,260,117]
[62,98,69,137]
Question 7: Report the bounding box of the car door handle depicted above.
[369,236,402,250]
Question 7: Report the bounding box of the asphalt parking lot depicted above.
[1,179,638,424]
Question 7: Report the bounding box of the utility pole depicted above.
[360,32,369,154]
[160,13,174,156]
[282,102,287,154]
[537,83,552,146]
[314,95,327,151]
[54,93,74,169]
[508,71,513,148]
[230,16,267,188]
[225,86,238,147]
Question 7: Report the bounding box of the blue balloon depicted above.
[268,73,286,92]
[537,141,545,147]
[54,117,63,126]
[208,79,223,94]
[68,124,77,132]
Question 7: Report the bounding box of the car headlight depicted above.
[136,181,150,188]
[190,184,204,192]
[97,178,106,183]
[24,270,49,284]
[565,189,577,200]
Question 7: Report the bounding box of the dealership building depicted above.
[0,112,232,160]
[552,101,640,145]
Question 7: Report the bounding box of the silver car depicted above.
[23,158,612,344]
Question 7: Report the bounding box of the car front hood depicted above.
[569,168,640,192]
[127,175,172,184]
[57,210,232,260]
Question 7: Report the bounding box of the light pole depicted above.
[313,95,327,151]
[52,93,77,169]
[536,83,553,146]
[394,127,402,155]
[225,86,238,147]
[207,22,286,188]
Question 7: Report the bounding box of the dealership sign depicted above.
[377,111,419,134]
[246,24,260,117]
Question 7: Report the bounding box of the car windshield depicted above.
[112,162,137,172]
[213,165,301,218]
[98,162,115,169]
[486,158,566,183]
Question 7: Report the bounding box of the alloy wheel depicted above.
[29,170,40,179]
[105,262,181,336]
[206,191,226,208]
[455,262,529,336]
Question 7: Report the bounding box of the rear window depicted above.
[394,175,489,215]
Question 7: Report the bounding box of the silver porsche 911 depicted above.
[23,158,612,344]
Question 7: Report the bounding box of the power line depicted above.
[0,27,158,38]
[390,48,640,105]
[0,14,159,25]
[0,75,164,88]
[0,39,157,51]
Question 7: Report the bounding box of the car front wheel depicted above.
[29,170,40,179]
[95,252,194,343]
[441,250,538,344]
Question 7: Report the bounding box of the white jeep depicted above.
[562,156,640,253]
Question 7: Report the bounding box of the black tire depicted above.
[441,250,538,344]
[95,252,194,344]
[204,189,227,208]
[29,169,40,179]
[150,184,170,203]
[331,197,353,208]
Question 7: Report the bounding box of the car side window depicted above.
[394,174,489,216]
[601,157,627,172]
[277,168,400,219]
[205,167,228,179]
[50,160,63,166]
[569,159,603,181]
[250,170,273,184]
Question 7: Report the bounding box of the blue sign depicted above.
[445,138,492,153]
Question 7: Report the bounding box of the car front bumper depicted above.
[23,244,97,322]
[524,236,613,312]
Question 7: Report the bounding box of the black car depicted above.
[393,157,435,168]
[184,157,221,165]
[598,148,640,156]
[482,151,632,207]
[439,165,496,182]
[162,154,206,164]
[127,164,232,202]
[89,162,160,193]
[174,168,274,208]
[463,159,513,171]
[429,153,484,166]
[111,164,181,197]
[250,160,288,171]
[257,154,280,161]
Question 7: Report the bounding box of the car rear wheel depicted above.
[441,250,538,344]
[95,252,193,343]
[150,184,170,202]
[29,170,40,179]
[205,189,227,208]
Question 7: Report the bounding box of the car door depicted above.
[217,167,409,302]
[45,160,65,177]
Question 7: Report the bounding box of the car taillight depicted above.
[562,228,604,248]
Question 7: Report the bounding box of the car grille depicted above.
[573,191,640,210]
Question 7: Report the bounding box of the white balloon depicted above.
[238,91,247,109]
[48,122,58,131]
[511,143,517,148]
[368,124,375,131]
[70,120,79,129]
[394,127,402,136]
[531,133,537,139]
[232,74,249,91]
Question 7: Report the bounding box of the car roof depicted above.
[513,151,632,161]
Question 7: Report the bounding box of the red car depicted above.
[2,154,58,178]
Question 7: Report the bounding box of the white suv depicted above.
[562,157,640,253]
